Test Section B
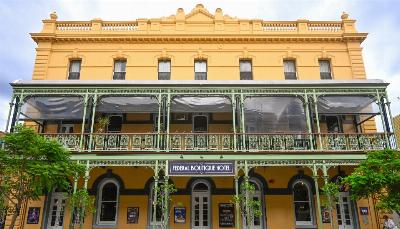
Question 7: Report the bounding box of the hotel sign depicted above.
[168,161,235,176]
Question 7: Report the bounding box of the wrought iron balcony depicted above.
[39,132,396,153]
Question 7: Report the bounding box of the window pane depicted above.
[284,60,296,73]
[193,182,209,191]
[69,60,81,73]
[240,61,252,72]
[195,61,207,73]
[293,182,309,201]
[102,183,117,201]
[114,60,126,72]
[294,202,311,222]
[319,60,331,73]
[158,60,171,73]
[100,202,117,221]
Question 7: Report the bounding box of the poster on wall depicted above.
[127,207,139,224]
[26,207,40,224]
[219,203,235,227]
[174,207,186,223]
[321,207,331,223]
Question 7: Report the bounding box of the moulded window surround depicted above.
[113,59,127,80]
[319,60,332,80]
[148,181,164,229]
[158,60,171,80]
[95,179,120,227]
[241,178,266,229]
[194,60,207,80]
[284,60,297,80]
[191,180,211,229]
[240,60,253,80]
[292,179,316,228]
[68,59,81,80]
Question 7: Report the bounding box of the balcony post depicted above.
[4,95,15,132]
[322,162,334,229]
[234,161,240,229]
[304,93,314,150]
[163,175,169,229]
[88,93,98,152]
[152,161,159,229]
[166,92,171,152]
[69,171,79,229]
[240,92,246,151]
[312,162,324,229]
[312,90,323,150]
[384,91,398,148]
[376,90,390,147]
[231,92,237,152]
[79,94,89,151]
[244,160,250,228]
[80,160,91,229]
[156,93,162,151]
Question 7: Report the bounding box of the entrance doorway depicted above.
[243,179,265,229]
[336,192,354,229]
[47,191,67,229]
[191,181,211,229]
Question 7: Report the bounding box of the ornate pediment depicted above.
[185,4,215,22]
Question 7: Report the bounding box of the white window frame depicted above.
[283,59,297,79]
[96,178,120,226]
[241,178,266,229]
[292,179,315,228]
[191,180,211,229]
[148,181,164,228]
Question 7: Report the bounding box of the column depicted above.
[163,175,169,228]
[312,162,324,229]
[69,172,79,229]
[384,92,397,148]
[88,93,98,152]
[322,162,334,229]
[156,93,162,151]
[231,93,237,152]
[79,94,89,151]
[4,96,15,132]
[166,92,171,151]
[234,161,240,229]
[13,95,23,128]
[240,93,246,151]
[376,90,389,147]
[312,90,323,150]
[80,161,91,229]
[152,161,159,229]
[244,161,250,229]
[304,93,314,150]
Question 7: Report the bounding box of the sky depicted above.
[0,0,399,130]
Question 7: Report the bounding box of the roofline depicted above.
[10,79,389,88]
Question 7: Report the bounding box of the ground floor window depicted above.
[292,180,315,227]
[149,181,163,228]
[47,191,67,229]
[242,179,265,229]
[96,179,119,226]
[191,180,211,229]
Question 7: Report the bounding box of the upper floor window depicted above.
[284,60,297,80]
[96,179,119,226]
[240,60,253,80]
[158,60,171,80]
[293,180,315,227]
[113,60,126,80]
[319,60,332,80]
[68,60,81,80]
[195,60,207,80]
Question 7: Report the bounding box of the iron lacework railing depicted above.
[40,132,397,153]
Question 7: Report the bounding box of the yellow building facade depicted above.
[3,4,398,229]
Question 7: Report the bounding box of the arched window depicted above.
[241,179,265,229]
[96,179,119,225]
[191,180,211,229]
[292,180,315,227]
[148,181,163,228]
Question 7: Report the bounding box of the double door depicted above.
[192,192,210,229]
[336,192,354,229]
[47,192,67,229]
